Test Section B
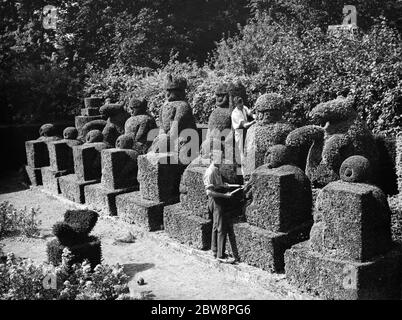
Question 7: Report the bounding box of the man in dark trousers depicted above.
[203,150,242,264]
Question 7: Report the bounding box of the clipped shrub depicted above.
[47,210,101,269]
[264,144,296,168]
[47,236,102,269]
[339,155,372,183]
[286,125,324,148]
[64,210,98,235]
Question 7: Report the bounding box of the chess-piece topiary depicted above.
[339,155,372,183]
[149,74,197,156]
[85,129,104,143]
[121,98,157,154]
[80,101,129,147]
[47,209,101,268]
[243,93,295,176]
[286,96,379,188]
[63,127,79,140]
[37,123,61,142]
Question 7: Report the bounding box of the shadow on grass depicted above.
[123,262,155,280]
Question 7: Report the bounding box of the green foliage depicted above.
[0,249,132,300]
[248,0,402,33]
[0,202,41,238]
[212,13,402,133]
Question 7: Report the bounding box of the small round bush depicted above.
[39,123,57,137]
[264,144,295,168]
[309,97,357,125]
[63,127,78,140]
[340,155,372,183]
[116,134,134,149]
[254,93,285,112]
[86,129,104,143]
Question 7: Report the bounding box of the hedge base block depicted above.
[116,191,164,231]
[84,183,137,216]
[41,166,70,195]
[25,166,42,186]
[164,203,212,250]
[232,221,312,272]
[59,174,98,204]
[285,241,402,300]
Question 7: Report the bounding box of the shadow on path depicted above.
[123,262,155,280]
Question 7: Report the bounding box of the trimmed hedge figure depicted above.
[149,74,197,157]
[243,93,295,176]
[119,98,157,154]
[286,96,379,188]
[80,100,130,147]
[47,209,101,268]
[235,144,313,272]
[37,123,61,142]
[85,129,104,143]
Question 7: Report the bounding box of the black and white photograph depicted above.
[0,0,401,309]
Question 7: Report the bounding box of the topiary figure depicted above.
[47,209,101,268]
[85,129,104,143]
[63,127,78,140]
[37,123,61,142]
[149,74,197,157]
[81,100,129,147]
[264,144,297,169]
[120,98,157,154]
[99,101,130,147]
[339,155,372,183]
[243,93,295,176]
[286,96,379,188]
[62,127,82,148]
[244,144,312,230]
[80,119,107,142]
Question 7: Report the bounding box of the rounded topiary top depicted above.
[164,74,187,91]
[116,134,134,150]
[286,125,324,147]
[340,155,372,183]
[228,80,247,107]
[63,127,78,140]
[127,98,147,116]
[86,129,103,143]
[39,123,57,137]
[254,93,285,112]
[100,101,125,117]
[264,144,296,168]
[64,209,98,234]
[310,96,357,125]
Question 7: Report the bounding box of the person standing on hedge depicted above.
[231,96,256,170]
[204,150,241,264]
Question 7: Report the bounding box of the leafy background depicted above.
[0,0,401,134]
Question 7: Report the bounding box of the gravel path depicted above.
[0,174,308,300]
